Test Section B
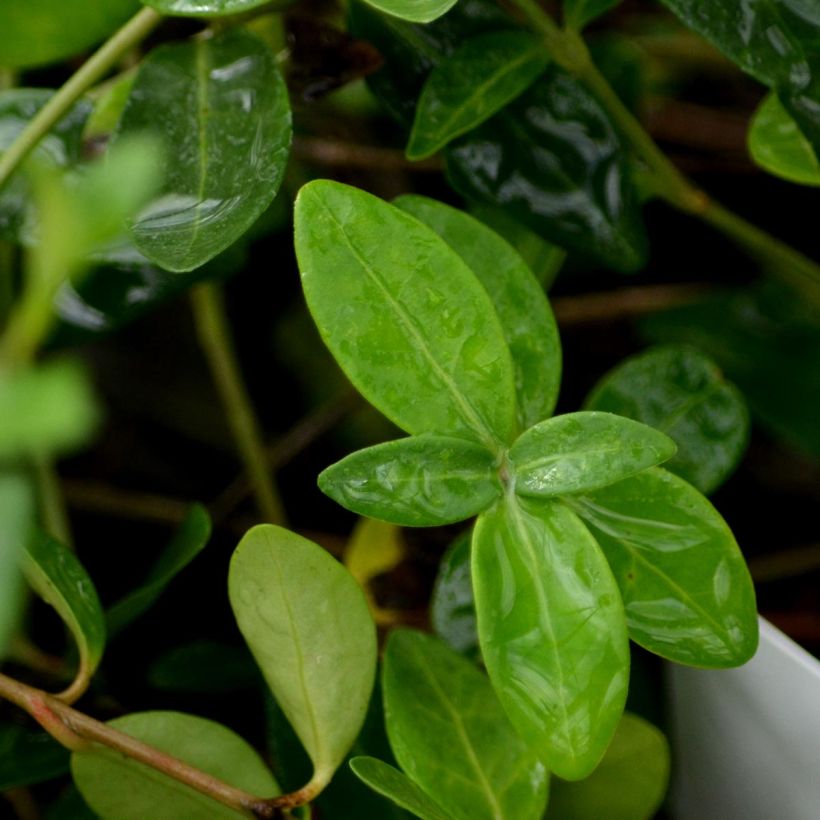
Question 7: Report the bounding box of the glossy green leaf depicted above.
[148,640,258,693]
[472,495,629,780]
[0,359,99,460]
[564,0,621,30]
[294,180,516,450]
[383,629,549,819]
[0,0,139,68]
[568,468,759,667]
[0,723,69,790]
[445,66,648,272]
[114,28,291,272]
[359,0,458,24]
[585,345,749,494]
[546,713,670,820]
[107,504,211,636]
[229,525,377,790]
[394,194,562,427]
[749,92,820,186]
[407,31,548,159]
[509,411,677,497]
[142,0,273,16]
[431,532,478,658]
[350,757,450,820]
[71,711,278,819]
[22,531,106,682]
[320,435,500,526]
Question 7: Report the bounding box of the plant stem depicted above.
[191,283,286,526]
[31,457,73,549]
[0,7,161,191]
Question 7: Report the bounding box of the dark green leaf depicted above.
[142,0,273,16]
[114,28,291,271]
[569,467,759,667]
[46,786,96,820]
[394,194,562,427]
[472,495,629,780]
[0,0,139,68]
[430,532,478,658]
[382,629,549,819]
[23,531,106,683]
[585,345,749,493]
[294,180,516,450]
[0,723,69,790]
[546,713,670,820]
[319,435,500,527]
[407,31,549,159]
[748,92,820,186]
[564,0,621,30]
[445,66,648,272]
[147,640,258,693]
[107,504,211,637]
[350,757,450,820]
[71,711,278,819]
[509,411,676,497]
[229,525,377,791]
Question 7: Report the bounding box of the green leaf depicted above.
[142,0,273,16]
[114,28,291,272]
[382,629,549,819]
[546,713,670,820]
[83,71,136,142]
[472,495,629,780]
[294,180,516,450]
[564,0,621,30]
[106,504,211,637]
[568,467,759,667]
[407,31,549,159]
[358,0,458,24]
[0,723,69,790]
[319,435,500,527]
[229,525,377,790]
[509,411,677,497]
[22,531,106,683]
[350,757,450,820]
[445,66,648,272]
[394,194,562,427]
[431,532,479,658]
[148,641,258,693]
[71,711,278,819]
[0,360,99,460]
[748,92,820,187]
[585,345,749,494]
[0,0,139,68]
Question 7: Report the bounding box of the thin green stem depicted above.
[0,7,161,191]
[191,283,286,526]
[31,457,73,550]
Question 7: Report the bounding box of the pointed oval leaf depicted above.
[350,757,450,820]
[142,0,273,16]
[394,195,562,427]
[564,0,622,30]
[585,345,749,494]
[294,180,516,450]
[22,531,106,683]
[229,525,377,789]
[749,92,820,187]
[106,504,211,636]
[407,31,549,160]
[113,28,291,272]
[472,495,629,780]
[359,0,458,24]
[431,532,479,658]
[568,468,758,667]
[71,711,278,819]
[546,713,670,820]
[319,435,501,527]
[0,723,69,790]
[383,629,549,820]
[509,411,676,497]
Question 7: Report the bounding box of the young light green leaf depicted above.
[229,525,377,791]
[585,345,749,494]
[564,0,621,30]
[0,723,69,790]
[319,435,501,527]
[431,532,479,658]
[508,411,676,497]
[114,28,291,272]
[22,531,106,685]
[294,180,516,450]
[568,467,759,667]
[407,31,549,160]
[394,194,562,427]
[71,711,278,819]
[106,504,211,637]
[142,0,273,16]
[358,0,458,24]
[472,495,629,780]
[546,713,670,820]
[350,757,450,820]
[382,629,549,819]
[749,92,820,187]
